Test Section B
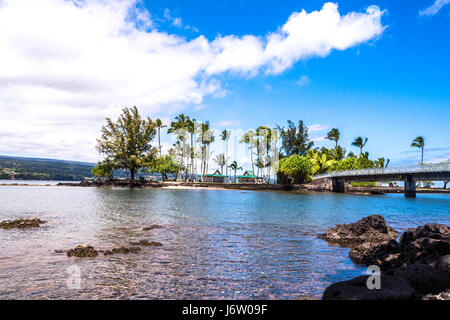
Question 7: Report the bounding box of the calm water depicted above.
[0,185,449,299]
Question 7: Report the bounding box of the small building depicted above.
[238,170,263,184]
[204,169,226,183]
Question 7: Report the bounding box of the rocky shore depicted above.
[0,217,46,229]
[321,215,450,300]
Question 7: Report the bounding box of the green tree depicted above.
[240,130,257,183]
[155,118,167,157]
[213,153,227,174]
[198,122,214,181]
[186,118,197,181]
[311,153,335,175]
[91,160,115,181]
[376,157,390,169]
[277,155,313,184]
[326,128,341,147]
[331,146,346,161]
[411,136,425,165]
[228,161,242,183]
[351,136,368,155]
[168,114,190,181]
[149,155,179,181]
[96,106,157,181]
[220,130,231,180]
[278,120,314,156]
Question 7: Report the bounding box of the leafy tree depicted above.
[228,161,242,183]
[351,136,368,155]
[149,155,179,181]
[326,128,341,147]
[331,156,376,171]
[213,153,227,174]
[155,118,167,157]
[168,114,190,181]
[240,130,257,183]
[411,136,425,165]
[278,120,314,157]
[331,145,346,161]
[96,106,157,181]
[220,130,231,180]
[277,155,314,184]
[311,153,335,175]
[91,160,115,180]
[376,157,390,169]
[198,122,214,181]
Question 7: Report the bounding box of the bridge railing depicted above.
[312,162,450,180]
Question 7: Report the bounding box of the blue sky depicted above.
[0,0,448,167]
[149,0,450,166]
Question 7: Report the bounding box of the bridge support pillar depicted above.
[404,175,416,198]
[332,178,345,193]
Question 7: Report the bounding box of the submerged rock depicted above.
[103,246,141,256]
[130,240,163,247]
[321,215,398,246]
[67,245,98,258]
[142,225,162,231]
[0,217,46,229]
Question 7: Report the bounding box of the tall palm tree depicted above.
[199,122,214,181]
[220,130,231,182]
[331,145,346,161]
[351,136,368,156]
[411,136,425,165]
[326,128,341,147]
[155,118,167,157]
[240,130,256,183]
[186,118,197,181]
[213,154,226,174]
[228,161,242,183]
[168,114,189,181]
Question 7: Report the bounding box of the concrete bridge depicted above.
[312,163,450,197]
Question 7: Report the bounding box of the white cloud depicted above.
[419,0,450,16]
[0,0,386,161]
[296,75,311,86]
[308,124,329,132]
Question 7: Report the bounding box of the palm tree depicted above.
[376,158,390,169]
[186,118,197,181]
[220,130,231,182]
[228,161,242,183]
[311,153,335,175]
[155,118,167,157]
[331,145,346,161]
[351,136,368,155]
[168,114,189,181]
[326,128,341,147]
[411,136,425,165]
[199,122,214,181]
[213,154,226,174]
[240,130,256,183]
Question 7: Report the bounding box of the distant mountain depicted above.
[0,155,96,181]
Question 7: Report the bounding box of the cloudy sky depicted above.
[0,0,449,167]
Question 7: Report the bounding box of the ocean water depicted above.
[0,185,449,299]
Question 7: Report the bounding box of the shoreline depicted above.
[54,180,450,195]
[1,180,449,195]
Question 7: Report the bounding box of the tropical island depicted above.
[50,106,449,196]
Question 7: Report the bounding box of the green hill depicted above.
[0,155,95,181]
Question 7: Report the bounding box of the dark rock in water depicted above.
[350,223,450,270]
[0,217,46,229]
[67,245,98,258]
[142,225,162,231]
[349,240,401,269]
[321,215,398,246]
[103,246,141,256]
[130,240,163,247]
[323,221,450,300]
[322,274,416,300]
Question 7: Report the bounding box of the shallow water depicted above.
[0,185,449,299]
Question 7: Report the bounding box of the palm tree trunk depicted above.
[421,147,424,165]
[158,128,161,157]
[250,145,256,183]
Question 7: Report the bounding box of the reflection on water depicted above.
[0,186,449,299]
